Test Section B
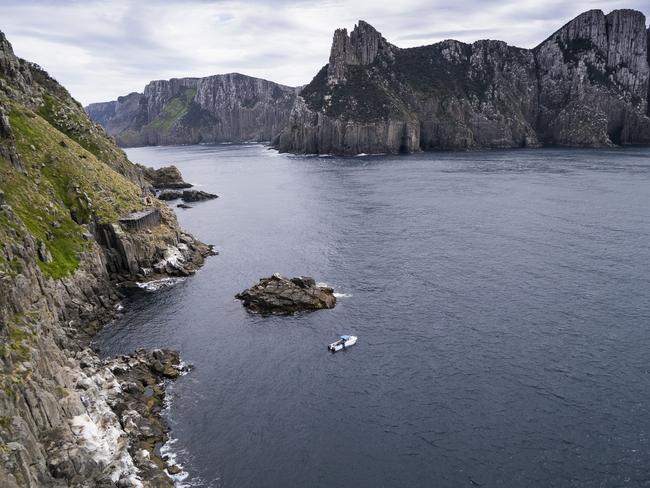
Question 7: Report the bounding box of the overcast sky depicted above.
[1,0,648,105]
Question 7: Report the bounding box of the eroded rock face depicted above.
[535,9,650,146]
[235,274,336,314]
[157,190,182,201]
[0,28,213,487]
[43,348,187,488]
[86,73,298,147]
[181,190,218,202]
[274,8,650,155]
[141,165,192,189]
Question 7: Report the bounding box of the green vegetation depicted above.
[3,315,35,363]
[302,65,409,122]
[8,326,32,362]
[395,43,487,97]
[1,106,144,278]
[55,386,69,399]
[37,92,139,180]
[147,88,197,131]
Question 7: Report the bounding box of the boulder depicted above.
[235,274,336,314]
[181,190,218,202]
[144,165,192,189]
[37,240,52,263]
[157,190,182,201]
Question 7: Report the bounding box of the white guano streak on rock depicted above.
[70,367,143,487]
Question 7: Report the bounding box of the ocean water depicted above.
[97,145,650,488]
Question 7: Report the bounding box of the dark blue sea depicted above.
[97,145,650,488]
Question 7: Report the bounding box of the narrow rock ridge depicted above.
[86,73,298,147]
[327,21,395,83]
[274,8,650,155]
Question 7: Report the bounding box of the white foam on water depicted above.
[136,277,186,292]
[162,246,186,267]
[333,292,352,298]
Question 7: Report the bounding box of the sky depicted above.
[1,0,648,106]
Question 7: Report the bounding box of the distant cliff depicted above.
[274,9,650,155]
[86,74,297,147]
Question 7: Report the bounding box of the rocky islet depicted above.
[156,189,218,203]
[235,274,337,314]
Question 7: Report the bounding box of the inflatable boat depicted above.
[328,335,357,352]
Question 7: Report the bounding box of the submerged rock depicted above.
[236,274,336,314]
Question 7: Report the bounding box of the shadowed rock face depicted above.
[534,9,650,146]
[274,8,650,155]
[86,73,297,147]
[236,275,337,314]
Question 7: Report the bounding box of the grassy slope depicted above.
[148,88,197,131]
[0,104,144,279]
[115,88,200,146]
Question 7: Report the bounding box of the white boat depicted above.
[328,335,357,352]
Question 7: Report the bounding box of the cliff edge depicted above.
[0,29,212,487]
[274,9,650,155]
[86,73,298,147]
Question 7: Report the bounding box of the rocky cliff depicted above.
[0,29,213,487]
[86,73,297,147]
[274,9,650,155]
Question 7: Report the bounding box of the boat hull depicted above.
[328,335,357,352]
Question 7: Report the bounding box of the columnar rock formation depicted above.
[86,73,298,147]
[274,9,650,155]
[0,29,213,486]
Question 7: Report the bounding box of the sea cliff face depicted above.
[274,9,650,155]
[0,30,212,486]
[86,73,297,147]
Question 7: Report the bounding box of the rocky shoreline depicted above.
[0,27,217,487]
[0,209,214,487]
[44,348,189,487]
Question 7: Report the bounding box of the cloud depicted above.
[0,0,647,105]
